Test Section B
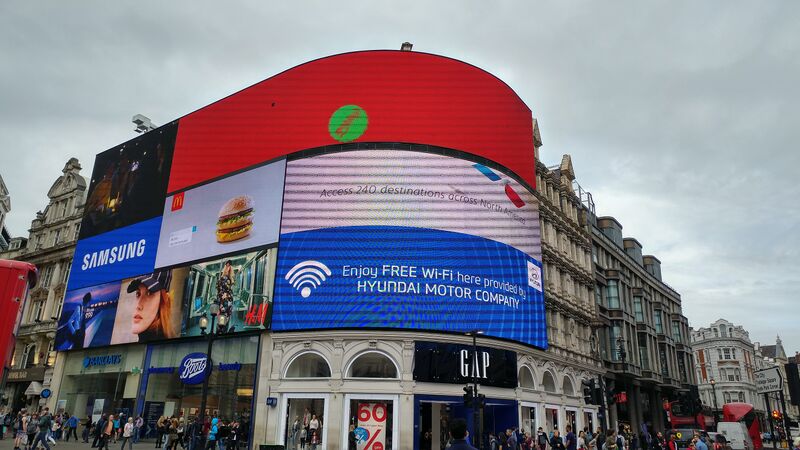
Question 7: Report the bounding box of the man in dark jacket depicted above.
[448,418,478,450]
[92,415,107,448]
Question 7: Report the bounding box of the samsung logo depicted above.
[81,239,146,270]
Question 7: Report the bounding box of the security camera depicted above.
[132,114,156,133]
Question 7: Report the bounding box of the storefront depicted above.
[56,345,144,420]
[413,341,519,449]
[138,335,259,442]
[3,367,46,412]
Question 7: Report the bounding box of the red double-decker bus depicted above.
[722,403,763,450]
[666,400,714,430]
[0,259,37,381]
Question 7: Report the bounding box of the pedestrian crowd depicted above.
[0,407,248,450]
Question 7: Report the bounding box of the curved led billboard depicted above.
[271,149,546,348]
[59,50,547,350]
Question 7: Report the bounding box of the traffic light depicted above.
[463,385,474,408]
[475,393,486,409]
[582,379,596,405]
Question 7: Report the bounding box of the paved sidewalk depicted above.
[0,435,158,450]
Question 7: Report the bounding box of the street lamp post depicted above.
[197,302,227,439]
[467,330,484,450]
[710,378,718,426]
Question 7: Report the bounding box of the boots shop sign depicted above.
[413,341,517,388]
[179,352,210,385]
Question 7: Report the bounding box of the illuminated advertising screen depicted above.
[155,159,286,269]
[79,123,177,239]
[56,249,275,350]
[67,217,162,290]
[271,149,546,348]
[59,50,546,350]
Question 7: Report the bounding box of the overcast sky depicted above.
[1,1,798,353]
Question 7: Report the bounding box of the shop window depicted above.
[346,352,398,379]
[284,397,327,449]
[542,371,557,393]
[285,352,332,378]
[347,399,394,449]
[562,377,575,396]
[519,367,535,389]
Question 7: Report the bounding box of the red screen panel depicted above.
[168,50,535,193]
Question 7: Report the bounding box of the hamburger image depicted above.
[216,195,254,243]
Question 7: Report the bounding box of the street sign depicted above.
[755,367,783,394]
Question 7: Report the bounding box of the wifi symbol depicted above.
[285,260,332,298]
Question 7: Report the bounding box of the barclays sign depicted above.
[178,352,210,385]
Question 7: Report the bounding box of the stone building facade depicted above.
[754,337,799,423]
[588,211,695,433]
[0,158,86,411]
[0,174,10,251]
[690,319,765,416]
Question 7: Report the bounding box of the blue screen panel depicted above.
[272,225,547,349]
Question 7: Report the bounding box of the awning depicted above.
[24,381,43,396]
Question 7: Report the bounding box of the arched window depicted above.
[562,376,575,396]
[519,367,535,389]
[542,371,557,393]
[285,352,331,378]
[346,352,398,378]
[23,344,37,369]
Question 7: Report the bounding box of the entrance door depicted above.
[416,397,518,450]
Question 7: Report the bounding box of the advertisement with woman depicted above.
[111,269,188,344]
[56,249,276,351]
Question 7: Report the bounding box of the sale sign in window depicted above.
[355,402,388,450]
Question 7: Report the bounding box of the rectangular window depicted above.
[718,349,723,360]
[52,228,62,245]
[40,265,54,288]
[738,392,745,402]
[672,322,682,343]
[74,223,81,240]
[732,348,737,359]
[595,284,603,306]
[634,297,644,322]
[654,311,663,333]
[607,280,620,308]
[61,260,72,284]
[30,300,44,323]
[612,324,622,361]
[723,348,731,360]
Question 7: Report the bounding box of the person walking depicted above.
[551,430,566,450]
[205,418,219,450]
[92,415,107,448]
[120,418,134,450]
[30,408,53,450]
[65,414,78,442]
[100,415,115,450]
[447,419,478,450]
[537,427,549,450]
[14,411,28,450]
[133,417,143,444]
[26,412,40,450]
[605,430,618,450]
[566,426,577,450]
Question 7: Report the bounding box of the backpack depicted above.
[27,419,38,434]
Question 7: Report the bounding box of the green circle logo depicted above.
[328,105,368,142]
